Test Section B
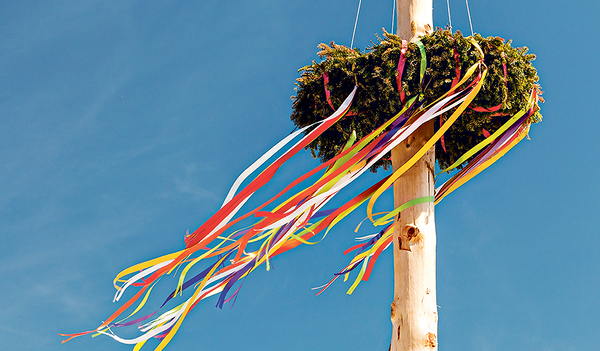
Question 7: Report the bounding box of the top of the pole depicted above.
[395,0,433,41]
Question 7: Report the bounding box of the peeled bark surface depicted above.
[395,0,433,41]
[390,122,437,351]
[390,1,436,349]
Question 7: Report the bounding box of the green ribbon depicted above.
[415,39,427,85]
[372,195,435,227]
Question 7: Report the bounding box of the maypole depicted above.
[61,0,543,348]
[390,0,437,350]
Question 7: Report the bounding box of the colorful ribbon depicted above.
[61,39,540,351]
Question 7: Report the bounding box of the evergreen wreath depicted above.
[291,29,542,172]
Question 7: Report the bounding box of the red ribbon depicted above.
[396,39,408,104]
[322,72,357,116]
[322,72,335,110]
[470,53,508,113]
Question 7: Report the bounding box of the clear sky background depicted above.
[1,1,598,350]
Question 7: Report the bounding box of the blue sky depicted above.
[1,1,598,350]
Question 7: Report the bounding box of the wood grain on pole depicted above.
[390,0,437,350]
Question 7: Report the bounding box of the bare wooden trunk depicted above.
[390,1,437,350]
[390,122,437,350]
[395,0,433,40]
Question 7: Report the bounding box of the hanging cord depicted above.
[465,0,474,35]
[351,0,363,48]
[446,0,452,29]
[391,0,396,33]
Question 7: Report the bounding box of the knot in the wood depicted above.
[410,21,417,37]
[399,224,422,251]
[425,332,437,348]
[407,227,417,238]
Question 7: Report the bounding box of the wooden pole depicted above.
[390,1,436,350]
